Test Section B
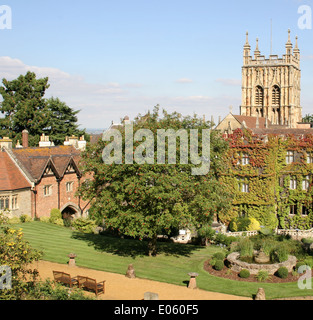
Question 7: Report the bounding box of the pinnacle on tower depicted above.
[245,31,250,46]
[254,38,260,59]
[285,29,293,55]
[293,36,300,60]
[243,31,251,64]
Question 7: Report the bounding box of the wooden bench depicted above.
[77,276,105,296]
[53,271,78,288]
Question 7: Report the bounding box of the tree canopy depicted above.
[0,71,87,146]
[78,107,233,256]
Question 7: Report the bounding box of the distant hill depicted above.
[85,128,106,134]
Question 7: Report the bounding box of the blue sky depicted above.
[1,0,313,129]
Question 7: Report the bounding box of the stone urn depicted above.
[254,249,270,264]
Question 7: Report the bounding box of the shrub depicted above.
[214,233,228,246]
[209,257,217,267]
[256,270,270,282]
[28,279,94,300]
[52,218,64,226]
[239,269,250,278]
[20,215,32,223]
[50,208,62,223]
[197,225,216,245]
[271,246,288,263]
[213,260,224,271]
[213,252,226,260]
[301,237,313,245]
[8,217,20,224]
[40,216,51,223]
[224,236,239,247]
[276,267,288,279]
[0,211,42,300]
[238,238,254,258]
[229,217,260,232]
[248,218,261,231]
[258,238,276,256]
[71,218,97,234]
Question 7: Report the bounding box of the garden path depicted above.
[31,260,251,300]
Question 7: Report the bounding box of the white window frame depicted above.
[237,152,250,166]
[238,178,249,193]
[302,176,310,191]
[43,185,52,196]
[289,177,297,190]
[286,151,294,164]
[66,181,74,192]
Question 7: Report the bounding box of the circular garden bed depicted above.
[203,259,300,283]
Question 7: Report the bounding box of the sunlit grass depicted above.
[13,221,313,299]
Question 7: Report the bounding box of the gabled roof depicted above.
[0,150,31,191]
[11,145,82,182]
[232,115,270,129]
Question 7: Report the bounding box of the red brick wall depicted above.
[35,175,59,217]
[59,173,78,210]
[34,173,91,218]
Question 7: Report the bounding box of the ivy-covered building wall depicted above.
[218,128,313,231]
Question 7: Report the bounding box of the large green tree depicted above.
[0,71,50,146]
[44,97,88,145]
[303,114,313,125]
[0,71,87,146]
[78,107,232,256]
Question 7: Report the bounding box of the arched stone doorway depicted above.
[60,203,81,220]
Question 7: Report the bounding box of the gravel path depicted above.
[31,260,251,300]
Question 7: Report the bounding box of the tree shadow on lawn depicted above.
[71,231,202,259]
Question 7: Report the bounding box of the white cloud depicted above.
[175,78,193,83]
[0,56,241,129]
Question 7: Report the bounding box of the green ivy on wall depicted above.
[218,128,313,231]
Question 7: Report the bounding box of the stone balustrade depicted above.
[223,228,313,240]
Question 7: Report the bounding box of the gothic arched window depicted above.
[272,85,280,106]
[255,86,264,106]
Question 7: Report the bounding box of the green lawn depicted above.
[13,221,313,299]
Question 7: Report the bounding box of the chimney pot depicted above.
[22,130,29,148]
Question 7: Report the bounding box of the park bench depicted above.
[52,271,78,288]
[77,276,105,296]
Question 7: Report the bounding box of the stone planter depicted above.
[227,252,297,275]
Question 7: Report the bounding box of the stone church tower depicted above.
[240,30,301,128]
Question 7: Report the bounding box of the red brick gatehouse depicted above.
[0,131,90,219]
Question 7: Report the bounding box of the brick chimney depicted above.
[22,130,29,148]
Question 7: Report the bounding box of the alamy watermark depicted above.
[0,265,12,290]
[102,124,210,176]
[0,5,11,29]
[298,5,312,30]
[298,265,313,290]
